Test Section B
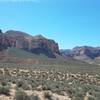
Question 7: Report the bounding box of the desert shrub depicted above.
[30,94,41,100]
[81,84,92,93]
[65,87,75,97]
[4,68,11,76]
[16,80,23,87]
[0,85,10,96]
[14,90,31,100]
[88,90,100,100]
[42,80,52,90]
[16,80,30,90]
[44,91,54,100]
[42,84,51,90]
[31,79,40,90]
[88,96,95,100]
[72,87,84,99]
[1,81,7,86]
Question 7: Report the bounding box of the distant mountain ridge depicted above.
[0,29,100,65]
[0,29,60,58]
[60,46,100,65]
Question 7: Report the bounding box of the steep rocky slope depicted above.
[0,30,60,58]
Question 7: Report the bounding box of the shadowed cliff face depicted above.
[0,30,60,58]
[0,32,16,50]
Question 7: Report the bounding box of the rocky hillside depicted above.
[0,30,60,58]
[60,46,100,64]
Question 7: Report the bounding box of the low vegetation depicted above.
[0,85,10,96]
[0,63,100,100]
[14,90,31,100]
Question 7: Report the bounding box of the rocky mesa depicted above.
[0,30,60,58]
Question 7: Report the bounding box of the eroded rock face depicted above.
[0,31,16,50]
[30,35,60,57]
[0,30,60,58]
[60,46,100,60]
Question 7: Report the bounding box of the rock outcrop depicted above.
[0,30,60,58]
[60,46,100,61]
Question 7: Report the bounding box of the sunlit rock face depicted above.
[0,29,60,58]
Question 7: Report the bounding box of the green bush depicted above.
[14,90,31,100]
[1,81,7,86]
[88,96,95,100]
[16,80,30,90]
[31,79,40,90]
[0,85,10,96]
[30,94,40,100]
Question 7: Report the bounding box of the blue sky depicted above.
[0,0,100,49]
